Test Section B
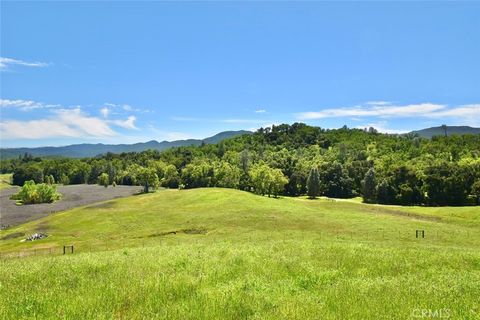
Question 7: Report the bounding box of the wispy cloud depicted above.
[110,116,138,130]
[104,102,151,114]
[356,121,409,134]
[1,99,140,140]
[100,107,110,118]
[0,99,60,111]
[254,109,267,113]
[296,103,446,120]
[365,101,392,106]
[296,102,480,124]
[0,108,116,140]
[147,125,194,141]
[0,57,49,70]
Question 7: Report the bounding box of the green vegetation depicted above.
[0,188,479,318]
[2,124,479,206]
[249,163,288,197]
[362,168,376,203]
[97,172,109,188]
[306,167,320,199]
[9,180,61,205]
[0,173,12,189]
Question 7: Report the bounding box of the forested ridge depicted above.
[2,123,480,206]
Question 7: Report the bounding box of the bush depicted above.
[98,173,109,188]
[10,180,61,204]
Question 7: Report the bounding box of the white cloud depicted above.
[296,102,480,124]
[0,57,48,70]
[425,104,480,118]
[0,105,140,140]
[1,108,116,140]
[147,125,194,141]
[254,109,267,113]
[356,121,408,134]
[110,116,138,130]
[104,102,150,113]
[100,107,110,118]
[296,103,446,120]
[0,99,60,111]
[365,101,392,106]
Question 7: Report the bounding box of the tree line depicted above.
[1,123,479,206]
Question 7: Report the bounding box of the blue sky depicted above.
[1,1,479,147]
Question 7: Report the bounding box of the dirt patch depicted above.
[363,206,441,222]
[146,228,208,238]
[183,228,208,234]
[1,232,25,240]
[148,231,178,237]
[0,185,143,226]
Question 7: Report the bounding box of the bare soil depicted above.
[0,184,143,227]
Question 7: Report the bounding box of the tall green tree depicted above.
[214,161,241,188]
[249,163,288,197]
[162,165,180,188]
[269,168,289,198]
[137,167,160,193]
[362,168,376,203]
[306,167,320,199]
[471,179,480,205]
[319,162,354,198]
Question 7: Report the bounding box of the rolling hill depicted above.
[410,125,480,138]
[0,130,252,159]
[0,188,479,318]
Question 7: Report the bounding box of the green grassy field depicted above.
[0,173,13,189]
[1,188,479,319]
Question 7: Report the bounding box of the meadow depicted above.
[0,188,479,319]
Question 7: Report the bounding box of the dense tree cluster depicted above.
[2,123,480,206]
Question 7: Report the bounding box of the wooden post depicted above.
[63,245,74,254]
[416,230,425,239]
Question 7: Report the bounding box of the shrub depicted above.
[98,173,109,188]
[10,180,61,204]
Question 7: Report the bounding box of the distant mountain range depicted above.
[409,126,480,138]
[0,130,252,159]
[1,125,479,159]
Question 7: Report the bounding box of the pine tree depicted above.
[362,168,376,203]
[306,167,320,199]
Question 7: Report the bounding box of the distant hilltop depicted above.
[409,125,480,138]
[2,125,479,159]
[0,130,252,159]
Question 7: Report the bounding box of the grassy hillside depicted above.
[0,173,12,189]
[0,188,479,319]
